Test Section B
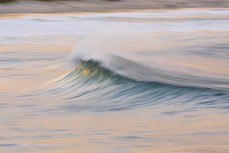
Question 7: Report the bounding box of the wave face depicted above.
[45,60,228,112]
[42,31,229,112]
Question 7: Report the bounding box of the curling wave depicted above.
[41,59,229,112]
[72,55,229,91]
[42,31,229,112]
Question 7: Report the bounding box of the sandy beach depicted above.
[0,0,229,14]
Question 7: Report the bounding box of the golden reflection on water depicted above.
[1,34,229,153]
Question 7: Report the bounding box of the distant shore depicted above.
[0,0,229,14]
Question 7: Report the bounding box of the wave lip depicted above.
[70,55,229,92]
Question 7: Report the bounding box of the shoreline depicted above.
[0,0,229,15]
[1,8,229,19]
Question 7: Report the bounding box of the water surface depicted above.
[0,10,229,153]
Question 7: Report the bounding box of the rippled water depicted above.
[0,10,229,153]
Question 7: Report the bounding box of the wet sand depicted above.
[0,0,229,14]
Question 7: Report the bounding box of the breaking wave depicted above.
[42,31,229,112]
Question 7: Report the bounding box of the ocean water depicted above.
[0,10,229,153]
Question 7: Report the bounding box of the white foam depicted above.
[0,10,229,37]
